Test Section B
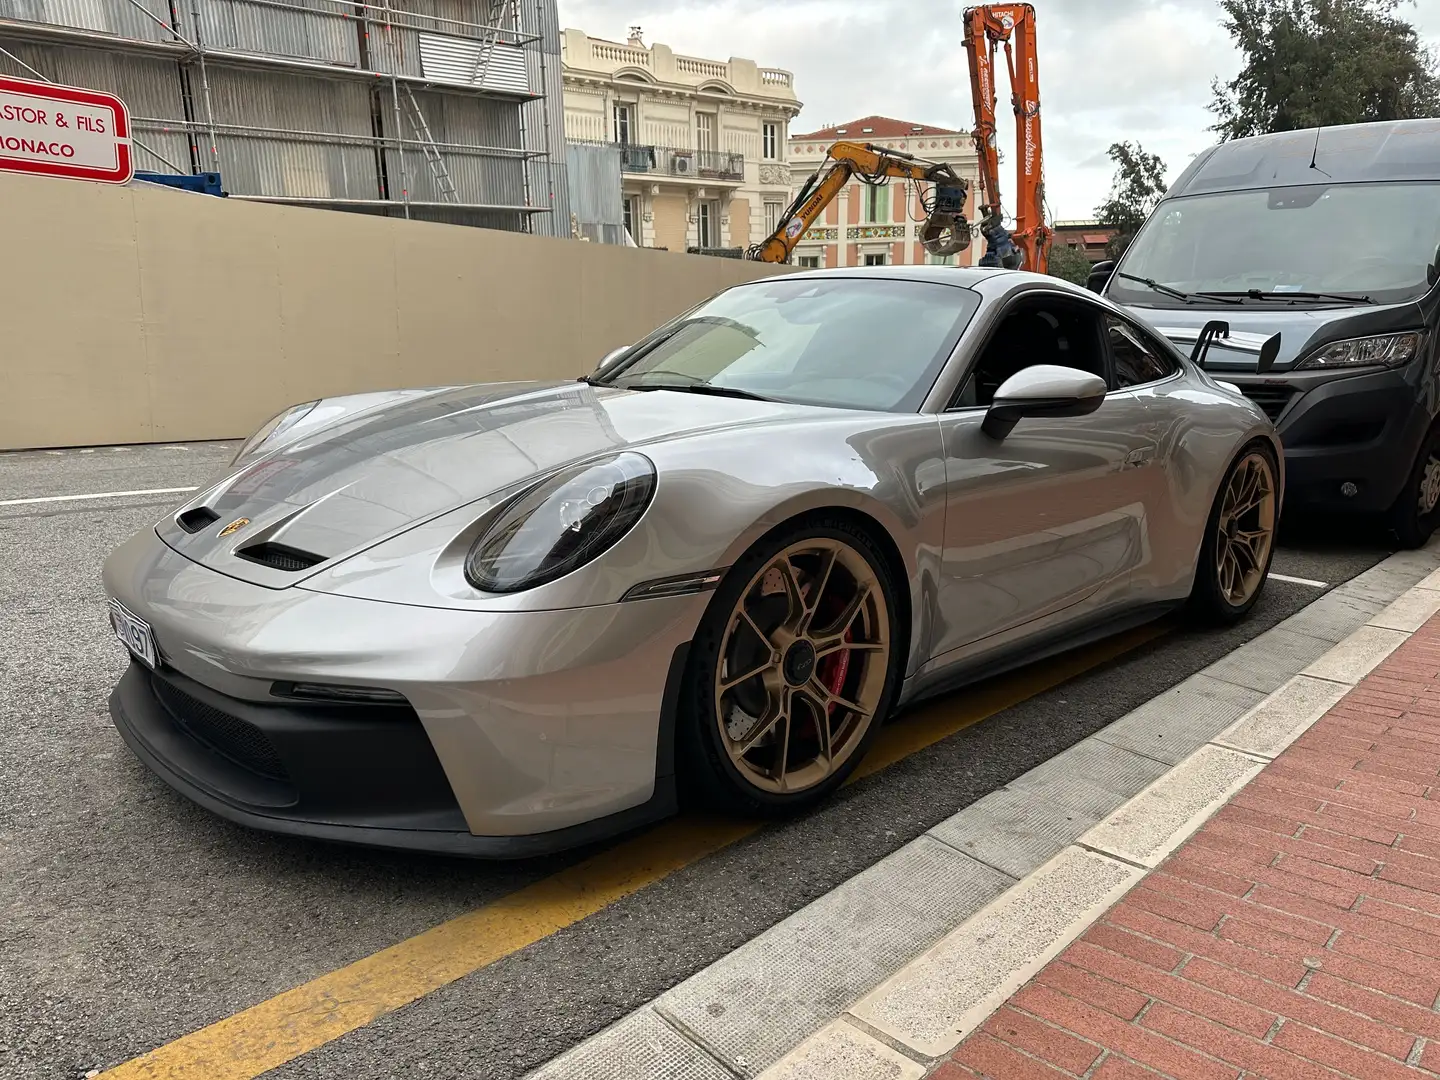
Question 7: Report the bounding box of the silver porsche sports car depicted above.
[102,266,1282,857]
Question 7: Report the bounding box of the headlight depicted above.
[1294,331,1422,371]
[230,401,318,466]
[464,452,657,593]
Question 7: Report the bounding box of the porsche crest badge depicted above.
[217,517,250,538]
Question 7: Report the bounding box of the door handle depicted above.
[1124,445,1157,468]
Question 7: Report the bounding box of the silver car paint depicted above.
[102,266,1281,842]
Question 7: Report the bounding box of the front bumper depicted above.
[1229,364,1431,514]
[101,526,707,856]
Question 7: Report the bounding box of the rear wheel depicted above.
[677,518,902,816]
[1188,442,1279,624]
[1388,423,1440,550]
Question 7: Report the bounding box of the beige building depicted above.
[787,116,982,269]
[561,27,802,252]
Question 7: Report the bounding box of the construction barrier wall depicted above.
[0,171,792,451]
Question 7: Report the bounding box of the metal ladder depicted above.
[467,0,513,90]
[401,85,458,203]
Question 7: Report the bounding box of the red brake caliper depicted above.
[816,626,853,717]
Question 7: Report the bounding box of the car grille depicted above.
[234,542,325,572]
[1237,385,1294,421]
[152,676,290,781]
[176,507,220,533]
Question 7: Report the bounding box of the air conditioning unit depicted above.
[673,153,694,175]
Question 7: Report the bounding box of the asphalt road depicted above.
[0,441,1402,1080]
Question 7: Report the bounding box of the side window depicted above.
[951,297,1108,409]
[1107,316,1178,388]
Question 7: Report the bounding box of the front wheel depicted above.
[677,517,903,817]
[1188,442,1280,624]
[1388,423,1440,550]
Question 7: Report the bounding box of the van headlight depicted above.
[464,452,656,593]
[230,401,318,466]
[1294,331,1422,370]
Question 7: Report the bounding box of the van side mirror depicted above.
[982,365,1108,439]
[1087,260,1115,294]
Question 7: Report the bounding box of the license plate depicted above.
[109,599,157,669]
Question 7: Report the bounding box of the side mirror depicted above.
[1086,260,1115,294]
[981,364,1108,440]
[595,345,629,373]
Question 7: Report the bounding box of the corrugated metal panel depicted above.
[0,0,176,43]
[0,39,191,169]
[520,0,564,235]
[416,32,527,94]
[384,88,522,205]
[206,66,376,198]
[564,141,620,233]
[199,0,359,66]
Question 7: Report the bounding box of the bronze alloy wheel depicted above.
[712,539,891,796]
[1214,450,1277,608]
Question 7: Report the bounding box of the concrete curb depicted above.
[524,541,1440,1080]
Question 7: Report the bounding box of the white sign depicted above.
[0,75,133,184]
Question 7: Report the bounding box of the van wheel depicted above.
[1389,424,1440,550]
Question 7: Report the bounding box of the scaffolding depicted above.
[0,0,564,230]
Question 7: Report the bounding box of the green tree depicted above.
[1094,141,1169,259]
[1210,0,1440,141]
[1047,242,1094,286]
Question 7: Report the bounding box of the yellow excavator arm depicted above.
[746,141,971,263]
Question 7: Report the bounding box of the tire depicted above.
[676,514,904,817]
[1187,440,1281,625]
[1388,423,1440,550]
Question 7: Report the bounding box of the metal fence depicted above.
[0,0,563,227]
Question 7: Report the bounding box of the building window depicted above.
[797,255,820,268]
[613,103,632,145]
[764,200,783,235]
[697,199,720,247]
[864,183,887,223]
[925,250,956,266]
[864,253,887,266]
[622,196,636,240]
[763,122,779,160]
[696,112,715,152]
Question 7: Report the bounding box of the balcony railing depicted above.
[618,144,744,181]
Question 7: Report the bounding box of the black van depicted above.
[1090,119,1440,547]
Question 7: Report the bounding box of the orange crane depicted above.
[746,141,971,264]
[964,3,1050,274]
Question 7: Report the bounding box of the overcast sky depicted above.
[556,0,1440,221]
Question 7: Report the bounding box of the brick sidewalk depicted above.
[937,613,1440,1080]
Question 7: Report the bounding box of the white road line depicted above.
[0,486,198,507]
[1269,572,1328,588]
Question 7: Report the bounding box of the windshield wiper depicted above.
[1111,272,1241,305]
[1196,289,1374,305]
[622,380,776,403]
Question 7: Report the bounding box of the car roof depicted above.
[1169,117,1440,197]
[763,263,1095,299]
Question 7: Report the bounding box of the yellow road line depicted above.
[96,618,1171,1080]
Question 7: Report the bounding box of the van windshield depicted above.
[1108,181,1440,308]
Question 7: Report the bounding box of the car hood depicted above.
[1113,300,1425,372]
[159,380,827,588]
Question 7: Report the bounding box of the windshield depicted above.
[1108,181,1440,308]
[596,276,981,412]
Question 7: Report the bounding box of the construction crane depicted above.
[746,141,971,263]
[963,3,1050,274]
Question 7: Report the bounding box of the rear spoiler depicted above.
[1190,320,1282,374]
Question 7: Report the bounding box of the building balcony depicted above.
[618,144,745,184]
[561,29,799,107]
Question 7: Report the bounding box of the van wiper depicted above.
[1111,272,1241,305]
[1197,289,1374,304]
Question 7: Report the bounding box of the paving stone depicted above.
[525,1006,732,1080]
[1302,625,1410,685]
[1090,674,1265,765]
[656,835,1012,1076]
[1368,586,1440,634]
[1202,625,1336,694]
[755,1019,923,1080]
[1078,744,1265,868]
[929,785,1111,879]
[850,847,1144,1058]
[1008,737,1171,807]
[1212,674,1352,760]
[1281,590,1387,644]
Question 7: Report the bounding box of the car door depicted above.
[928,291,1163,662]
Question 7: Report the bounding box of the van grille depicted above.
[1238,385,1294,421]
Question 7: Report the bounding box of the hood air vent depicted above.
[177,507,221,533]
[234,542,326,572]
